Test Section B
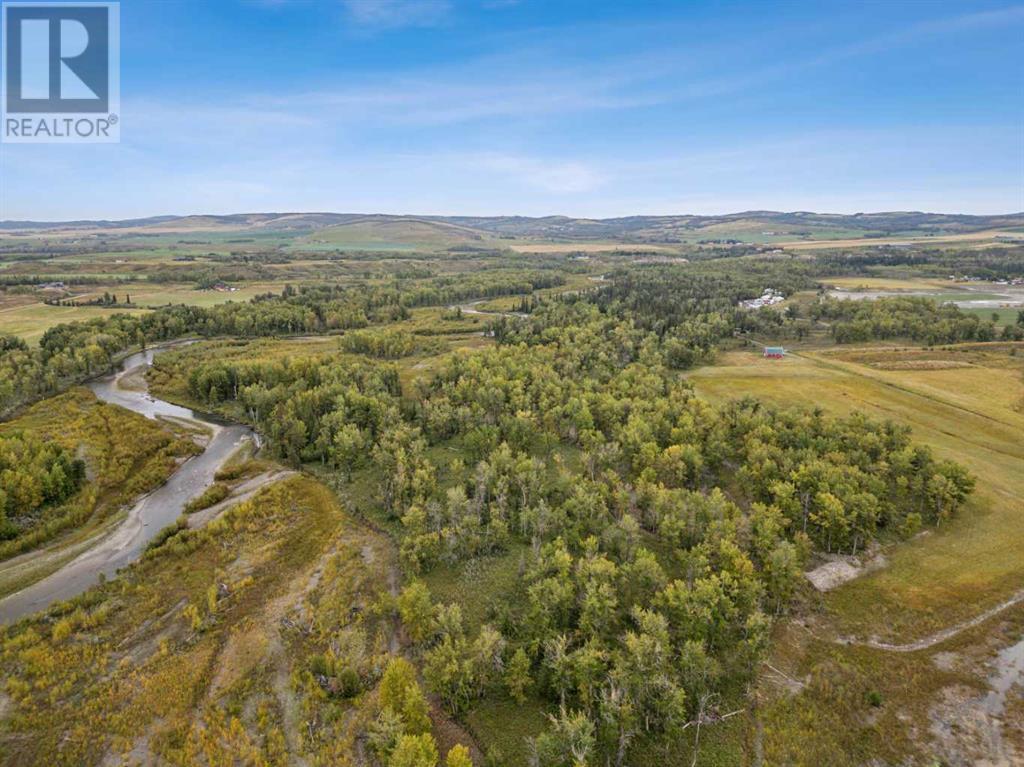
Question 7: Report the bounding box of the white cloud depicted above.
[470,153,606,193]
[339,0,452,29]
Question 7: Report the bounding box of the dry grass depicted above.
[781,229,1018,250]
[0,300,150,344]
[689,344,1024,764]
[823,276,954,291]
[0,475,400,767]
[689,344,1024,638]
[868,359,974,370]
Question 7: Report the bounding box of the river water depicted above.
[0,348,253,625]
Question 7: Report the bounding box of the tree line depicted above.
[810,296,1019,344]
[0,270,562,416]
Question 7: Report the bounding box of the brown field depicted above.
[507,241,681,253]
[780,228,1020,250]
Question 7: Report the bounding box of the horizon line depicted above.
[3,208,1024,226]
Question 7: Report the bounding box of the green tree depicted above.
[543,634,574,708]
[390,733,439,767]
[445,744,473,767]
[379,656,432,735]
[369,707,405,761]
[470,625,506,696]
[531,707,596,767]
[810,490,848,553]
[398,580,436,644]
[505,647,532,704]
[330,422,366,481]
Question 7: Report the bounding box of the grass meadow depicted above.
[688,343,1024,763]
[0,284,289,343]
[689,344,1024,638]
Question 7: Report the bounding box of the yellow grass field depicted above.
[0,301,149,344]
[689,344,1024,639]
[780,228,1020,250]
[0,284,287,343]
[114,282,287,307]
[823,276,955,291]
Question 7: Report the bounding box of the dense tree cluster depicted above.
[391,337,969,762]
[172,351,401,470]
[588,261,817,334]
[0,271,561,414]
[162,287,974,764]
[490,262,819,369]
[398,270,565,308]
[340,329,421,358]
[810,296,1008,344]
[0,432,85,539]
[815,245,1024,282]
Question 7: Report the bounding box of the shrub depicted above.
[183,483,230,514]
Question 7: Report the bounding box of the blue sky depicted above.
[1,0,1022,219]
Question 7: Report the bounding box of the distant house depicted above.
[763,346,785,359]
[740,288,785,309]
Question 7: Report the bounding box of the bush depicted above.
[183,483,230,514]
[145,516,188,552]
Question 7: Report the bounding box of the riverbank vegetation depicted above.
[0,433,84,541]
[0,389,200,567]
[0,476,413,766]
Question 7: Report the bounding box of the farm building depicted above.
[740,288,785,309]
[763,346,785,359]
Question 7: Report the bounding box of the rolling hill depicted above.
[2,211,1021,250]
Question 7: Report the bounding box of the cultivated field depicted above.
[781,228,1021,250]
[824,276,955,291]
[0,299,149,343]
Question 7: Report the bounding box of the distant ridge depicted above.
[2,211,1022,243]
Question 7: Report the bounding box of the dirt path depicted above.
[186,470,295,529]
[836,588,1024,653]
[450,300,526,319]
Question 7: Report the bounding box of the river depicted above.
[0,347,253,625]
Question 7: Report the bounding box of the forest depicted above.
[0,433,85,540]
[0,244,1018,766]
[0,269,561,415]
[142,267,976,765]
[810,296,1023,344]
